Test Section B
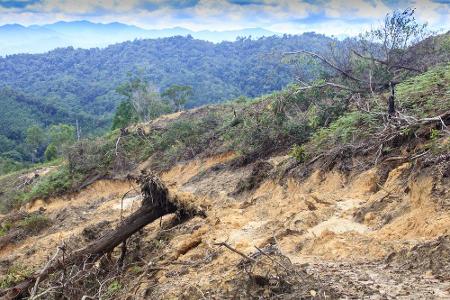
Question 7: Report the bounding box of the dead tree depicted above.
[0,173,204,299]
[284,8,432,115]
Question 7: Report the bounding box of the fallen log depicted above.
[1,173,203,299]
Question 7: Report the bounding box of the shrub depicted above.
[18,214,51,234]
[0,264,33,289]
[289,144,307,162]
[396,64,450,117]
[20,166,72,204]
[310,111,376,150]
[44,143,58,161]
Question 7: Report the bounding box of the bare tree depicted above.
[285,8,433,115]
[130,83,164,122]
[116,76,172,123]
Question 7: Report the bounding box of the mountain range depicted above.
[0,21,278,56]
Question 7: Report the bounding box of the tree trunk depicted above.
[1,174,201,299]
[388,81,396,116]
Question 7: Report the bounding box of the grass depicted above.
[396,63,450,117]
[18,214,51,234]
[19,166,72,204]
[310,111,377,150]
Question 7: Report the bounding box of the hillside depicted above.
[0,33,333,167]
[0,61,448,298]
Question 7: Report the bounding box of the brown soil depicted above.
[1,152,449,299]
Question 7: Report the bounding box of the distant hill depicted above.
[0,21,278,56]
[0,33,335,163]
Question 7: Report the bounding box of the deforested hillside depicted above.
[0,57,448,298]
[0,9,449,299]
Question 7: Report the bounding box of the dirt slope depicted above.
[1,150,449,299]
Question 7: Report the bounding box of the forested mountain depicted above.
[0,33,333,134]
[0,21,277,56]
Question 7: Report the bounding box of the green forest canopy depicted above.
[0,33,336,169]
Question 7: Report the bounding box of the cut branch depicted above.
[284,50,368,84]
[295,81,364,93]
[351,49,423,73]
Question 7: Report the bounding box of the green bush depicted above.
[396,64,450,116]
[0,264,33,289]
[20,166,72,204]
[44,143,58,161]
[311,111,376,150]
[289,144,307,162]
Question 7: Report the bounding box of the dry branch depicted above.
[284,50,367,84]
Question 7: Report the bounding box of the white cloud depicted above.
[0,0,448,35]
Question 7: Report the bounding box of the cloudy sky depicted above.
[0,0,449,36]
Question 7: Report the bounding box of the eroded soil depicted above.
[1,152,449,299]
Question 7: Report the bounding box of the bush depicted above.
[396,64,450,117]
[20,166,72,204]
[44,143,58,161]
[310,111,376,150]
[289,144,307,162]
[0,264,33,289]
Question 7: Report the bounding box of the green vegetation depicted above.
[111,101,138,130]
[396,63,450,117]
[0,264,33,289]
[0,46,448,213]
[19,166,73,204]
[18,214,51,234]
[161,84,193,112]
[310,111,376,150]
[105,280,123,298]
[289,144,307,163]
[0,33,334,169]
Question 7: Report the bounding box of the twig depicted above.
[254,246,289,271]
[30,246,62,299]
[213,242,256,263]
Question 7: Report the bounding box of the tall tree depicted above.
[116,76,172,123]
[111,101,138,130]
[25,125,46,162]
[48,124,76,155]
[162,85,193,112]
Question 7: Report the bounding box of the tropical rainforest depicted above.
[0,33,333,171]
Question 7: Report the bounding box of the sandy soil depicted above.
[1,153,449,299]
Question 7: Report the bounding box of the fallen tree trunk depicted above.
[1,173,202,299]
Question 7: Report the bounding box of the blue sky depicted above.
[0,0,448,35]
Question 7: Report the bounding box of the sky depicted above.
[0,0,449,36]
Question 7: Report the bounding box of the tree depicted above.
[285,8,432,115]
[162,85,193,112]
[111,101,138,130]
[25,125,46,162]
[48,124,76,155]
[116,76,172,123]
